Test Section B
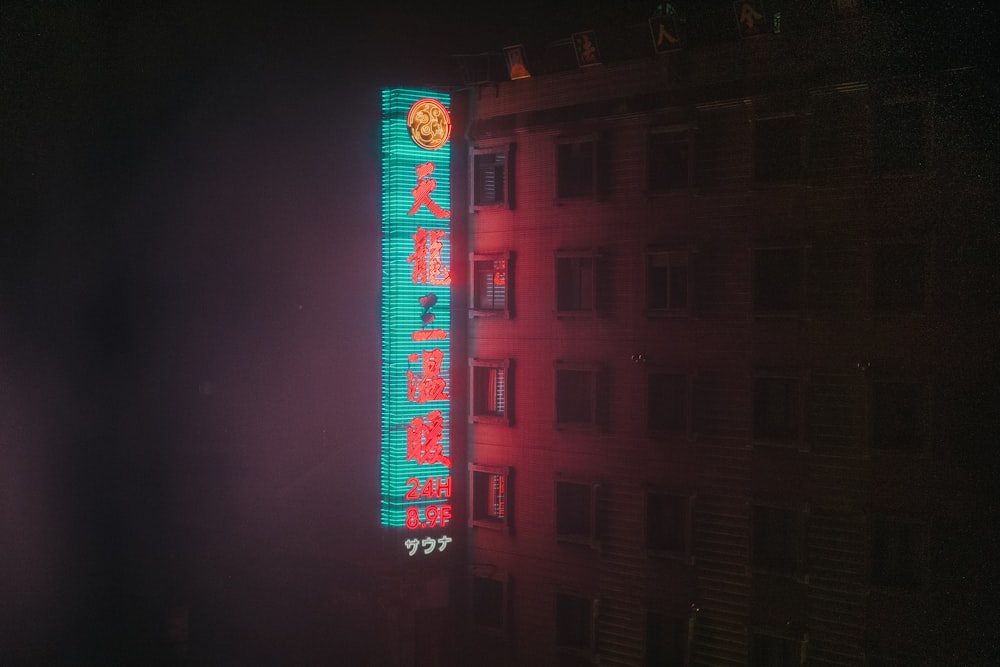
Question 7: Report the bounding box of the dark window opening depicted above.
[755,117,801,183]
[872,520,925,590]
[872,243,926,312]
[647,251,689,312]
[474,152,506,206]
[648,372,687,433]
[557,255,596,313]
[754,247,803,313]
[556,480,594,540]
[471,575,506,630]
[871,381,924,451]
[648,133,690,191]
[876,101,928,174]
[751,632,800,667]
[754,377,801,441]
[556,369,595,426]
[646,491,686,552]
[645,611,686,667]
[558,140,595,198]
[752,505,799,573]
[556,593,593,649]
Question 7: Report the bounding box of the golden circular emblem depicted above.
[407,98,451,150]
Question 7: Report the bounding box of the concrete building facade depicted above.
[447,4,998,666]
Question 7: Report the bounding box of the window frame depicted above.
[469,463,512,531]
[469,570,511,637]
[645,246,694,316]
[646,126,695,194]
[748,626,808,667]
[869,515,929,592]
[554,475,601,547]
[752,244,807,316]
[470,251,513,318]
[869,239,930,315]
[554,589,599,657]
[643,607,693,667]
[554,361,606,431]
[555,248,602,317]
[873,95,934,176]
[644,486,695,560]
[749,501,809,581]
[469,358,513,425]
[867,376,930,455]
[646,367,692,437]
[753,372,806,448]
[470,142,514,210]
[753,113,804,185]
[556,133,601,201]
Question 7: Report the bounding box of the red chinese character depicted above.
[408,162,450,219]
[408,227,451,286]
[406,410,451,467]
[407,348,448,403]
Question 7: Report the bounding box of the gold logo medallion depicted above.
[407,98,451,150]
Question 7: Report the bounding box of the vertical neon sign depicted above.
[381,89,454,557]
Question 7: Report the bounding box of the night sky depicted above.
[2,2,997,665]
[1,2,565,664]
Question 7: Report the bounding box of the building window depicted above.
[755,116,801,183]
[875,100,930,175]
[470,359,511,424]
[470,464,511,530]
[645,610,688,667]
[871,519,927,590]
[872,242,927,313]
[833,0,862,20]
[750,630,803,667]
[555,592,596,653]
[754,376,802,443]
[556,249,599,315]
[646,249,690,314]
[870,380,927,452]
[648,130,692,192]
[555,478,599,544]
[648,371,688,434]
[557,136,598,199]
[751,504,803,574]
[645,489,692,555]
[470,572,509,634]
[754,246,804,313]
[555,363,604,429]
[471,252,511,317]
[472,143,513,208]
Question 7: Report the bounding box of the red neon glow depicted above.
[495,475,506,518]
[412,330,448,341]
[409,226,451,285]
[406,410,451,467]
[405,476,452,500]
[406,504,453,529]
[407,348,448,403]
[408,162,450,219]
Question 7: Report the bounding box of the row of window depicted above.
[473,576,803,666]
[471,362,930,452]
[471,99,932,207]
[471,241,929,318]
[472,575,913,666]
[470,470,927,591]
